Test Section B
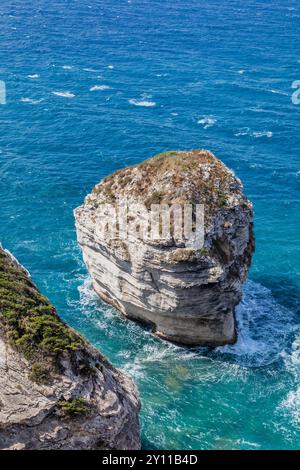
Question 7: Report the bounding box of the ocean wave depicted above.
[269,89,289,96]
[280,388,300,425]
[253,131,273,138]
[197,116,216,129]
[20,97,43,104]
[279,334,300,425]
[61,65,73,70]
[52,91,75,98]
[77,277,99,307]
[27,74,39,79]
[248,107,268,113]
[83,68,102,72]
[107,65,114,69]
[235,127,273,138]
[90,85,110,91]
[235,127,250,136]
[129,98,156,107]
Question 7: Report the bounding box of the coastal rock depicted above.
[0,246,140,450]
[75,150,254,346]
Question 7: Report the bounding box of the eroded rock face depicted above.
[75,150,254,346]
[0,246,140,450]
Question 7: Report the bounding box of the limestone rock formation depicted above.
[75,150,254,346]
[0,245,140,450]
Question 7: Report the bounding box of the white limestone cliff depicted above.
[75,150,254,346]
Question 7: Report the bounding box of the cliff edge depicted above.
[0,245,140,450]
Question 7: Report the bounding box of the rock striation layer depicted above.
[0,245,140,450]
[75,150,254,346]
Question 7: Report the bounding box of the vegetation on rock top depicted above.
[88,150,250,221]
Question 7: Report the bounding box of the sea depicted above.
[0,0,299,449]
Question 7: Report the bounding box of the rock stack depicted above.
[75,150,254,346]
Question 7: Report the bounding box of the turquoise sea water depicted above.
[0,0,300,449]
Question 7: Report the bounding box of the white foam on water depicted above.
[280,387,300,425]
[139,342,198,363]
[197,116,217,129]
[27,74,39,79]
[77,277,118,326]
[129,99,156,107]
[52,91,75,98]
[90,85,110,91]
[278,333,300,425]
[249,163,264,169]
[83,68,102,72]
[77,277,97,306]
[235,439,261,449]
[61,65,73,70]
[248,106,269,113]
[20,97,43,104]
[235,127,250,136]
[73,290,114,332]
[107,65,114,69]
[217,280,295,366]
[253,131,273,138]
[238,70,245,74]
[235,128,273,138]
[269,89,289,96]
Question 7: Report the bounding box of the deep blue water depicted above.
[0,0,300,449]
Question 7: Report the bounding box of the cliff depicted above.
[75,150,254,346]
[0,245,140,450]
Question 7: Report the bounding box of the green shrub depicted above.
[145,191,164,208]
[57,397,88,417]
[153,151,178,160]
[218,193,228,207]
[77,359,97,377]
[199,247,209,257]
[29,362,51,385]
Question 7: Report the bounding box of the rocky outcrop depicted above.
[75,150,254,346]
[0,245,140,450]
